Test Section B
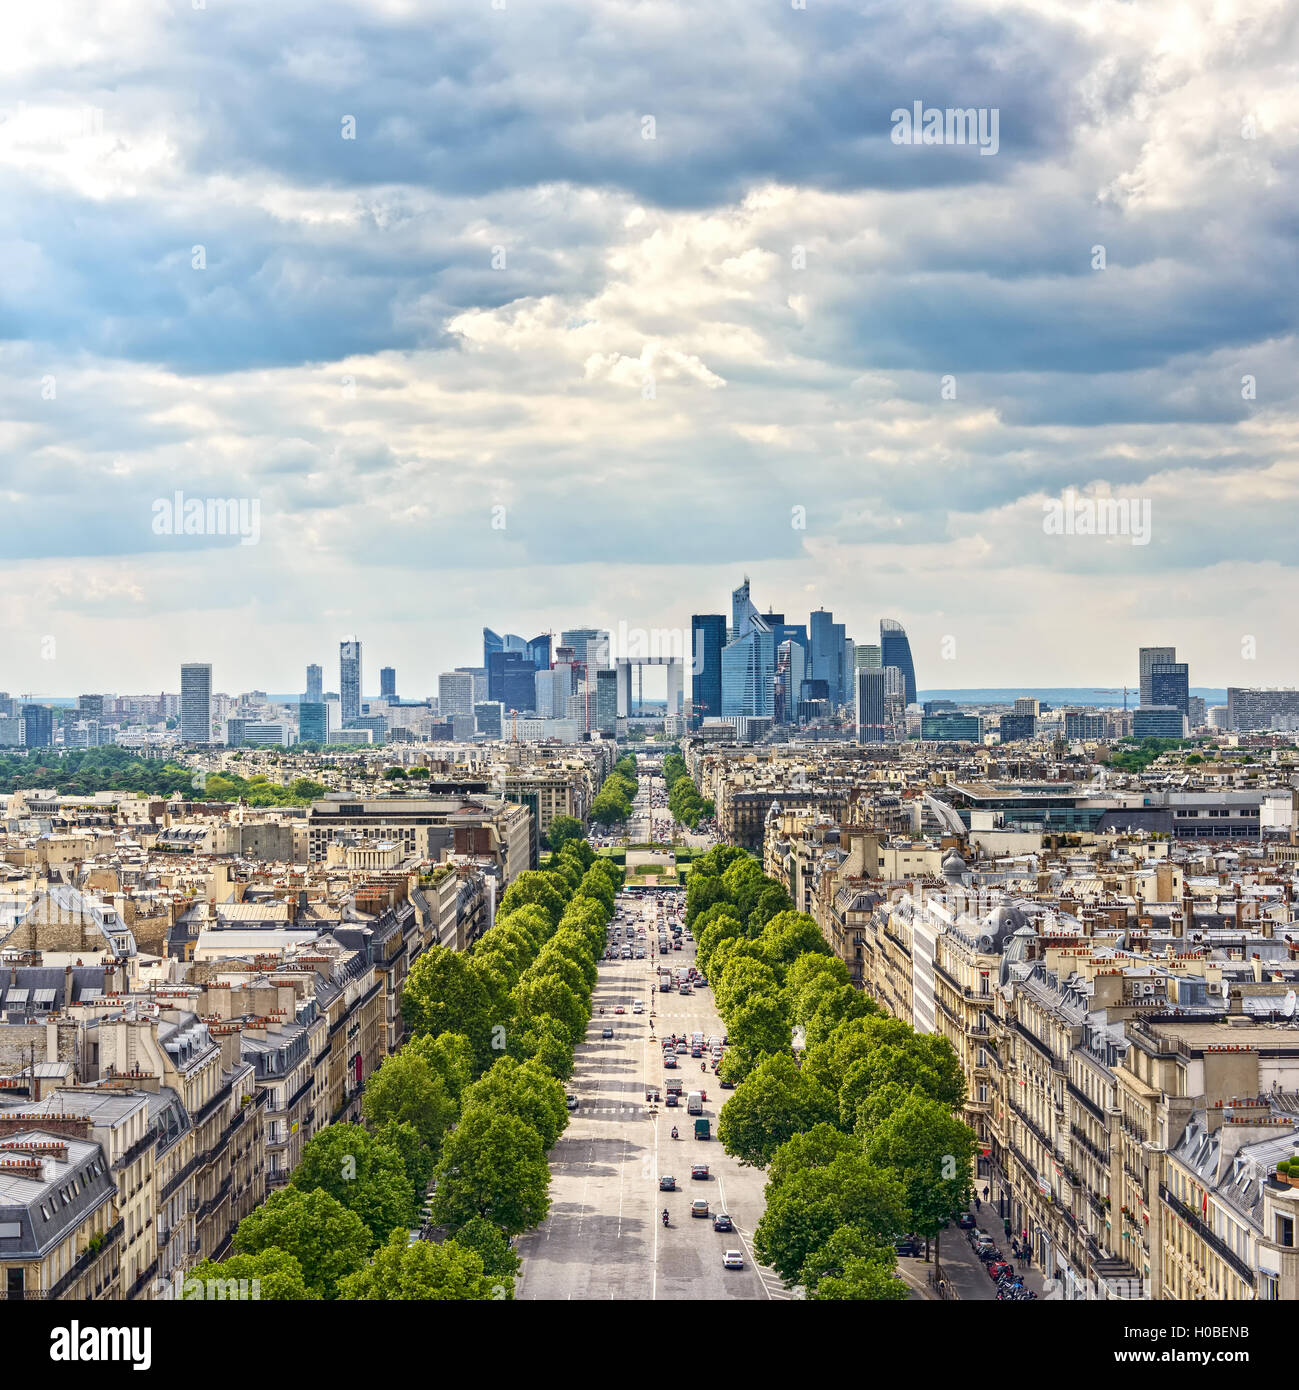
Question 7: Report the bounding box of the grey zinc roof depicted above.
[0,1130,115,1259]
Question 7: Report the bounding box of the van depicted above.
[687,1091,703,1115]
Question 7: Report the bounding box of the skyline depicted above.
[5,1,1298,693]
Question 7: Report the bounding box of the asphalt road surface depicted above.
[517,890,790,1300]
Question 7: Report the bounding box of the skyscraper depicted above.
[731,578,763,640]
[855,670,887,743]
[561,629,611,683]
[380,666,397,698]
[1150,662,1189,717]
[1138,646,1176,708]
[305,664,323,703]
[77,694,105,720]
[299,702,327,744]
[854,644,882,672]
[180,663,212,744]
[721,626,775,718]
[879,619,917,706]
[691,615,726,728]
[483,628,551,672]
[21,703,54,749]
[809,609,838,698]
[488,651,538,711]
[595,668,619,735]
[438,672,476,719]
[339,638,362,723]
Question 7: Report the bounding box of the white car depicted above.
[633,1001,644,1013]
[722,1249,745,1270]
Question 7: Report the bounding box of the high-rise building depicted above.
[855,670,888,743]
[809,609,838,701]
[921,712,984,741]
[775,638,807,725]
[1139,646,1177,708]
[1150,662,1189,717]
[488,650,539,711]
[595,668,619,735]
[21,704,54,749]
[1226,688,1299,731]
[305,664,323,703]
[854,644,882,672]
[999,714,1037,742]
[483,628,551,672]
[77,694,104,720]
[1013,696,1040,718]
[1133,706,1187,739]
[474,701,505,738]
[732,578,764,641]
[691,615,726,728]
[1187,696,1207,729]
[1064,710,1107,740]
[339,638,362,723]
[380,666,397,698]
[180,663,212,744]
[721,626,775,718]
[438,672,476,719]
[879,619,917,706]
[299,702,327,744]
[561,629,611,685]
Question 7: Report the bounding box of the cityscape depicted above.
[3,0,1294,1355]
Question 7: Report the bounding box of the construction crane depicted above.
[509,708,519,742]
[1093,687,1133,711]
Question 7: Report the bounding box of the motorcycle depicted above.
[671,1127,679,1139]
[662,1210,670,1227]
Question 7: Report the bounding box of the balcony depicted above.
[1159,1185,1254,1286]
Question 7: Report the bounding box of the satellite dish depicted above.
[1285,990,1297,1019]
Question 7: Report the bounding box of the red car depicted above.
[614,1006,626,1014]
[987,1261,1013,1281]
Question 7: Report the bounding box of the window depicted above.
[1261,1273,1280,1300]
[1276,1215,1294,1249]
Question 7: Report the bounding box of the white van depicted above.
[686,1091,703,1115]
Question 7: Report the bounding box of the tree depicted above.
[453,1214,522,1281]
[362,1049,459,1152]
[863,1093,978,1263]
[498,871,569,928]
[801,1227,909,1302]
[290,1124,417,1245]
[546,815,585,851]
[372,1120,437,1203]
[714,956,781,1017]
[510,973,587,1048]
[753,1151,907,1285]
[725,991,791,1069]
[717,1053,839,1167]
[430,1109,551,1236]
[459,1057,568,1150]
[402,946,496,1071]
[185,1248,313,1300]
[337,1229,503,1300]
[766,1123,860,1191]
[233,1187,371,1299]
[760,911,832,976]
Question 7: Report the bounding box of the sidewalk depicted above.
[898,1205,1048,1302]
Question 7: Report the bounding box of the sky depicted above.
[2,0,1298,698]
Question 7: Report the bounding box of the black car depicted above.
[957,1212,976,1230]
[894,1235,922,1258]
[712,1213,734,1232]
[718,1077,735,1089]
[601,1027,614,1039]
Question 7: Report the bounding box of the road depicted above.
[517,889,788,1300]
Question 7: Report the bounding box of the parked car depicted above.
[713,1213,734,1232]
[894,1235,922,1258]
[719,1077,735,1089]
[957,1212,977,1230]
[722,1249,744,1269]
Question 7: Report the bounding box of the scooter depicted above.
[662,1210,670,1227]
[671,1127,679,1139]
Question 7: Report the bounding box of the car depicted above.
[614,1006,626,1014]
[691,1165,709,1180]
[665,1092,679,1106]
[601,1027,614,1039]
[713,1213,734,1232]
[675,1042,688,1054]
[722,1249,744,1269]
[690,1199,710,1218]
[957,1212,977,1230]
[690,1045,703,1057]
[565,1094,579,1111]
[894,1235,922,1258]
[663,1055,677,1069]
[659,1176,677,1191]
[719,1077,735,1089]
[987,1260,1013,1281]
[633,1001,644,1014]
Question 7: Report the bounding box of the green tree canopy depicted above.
[337,1229,504,1301]
[233,1186,371,1299]
[717,1052,839,1167]
[185,1248,313,1301]
[430,1109,552,1237]
[290,1124,416,1245]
